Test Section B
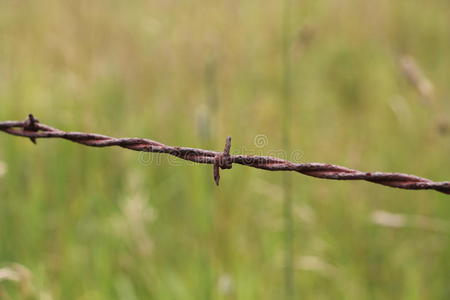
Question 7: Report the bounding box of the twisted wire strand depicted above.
[1,114,449,194]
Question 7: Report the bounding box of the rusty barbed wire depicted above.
[0,114,449,195]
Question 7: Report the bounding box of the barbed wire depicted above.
[0,114,449,195]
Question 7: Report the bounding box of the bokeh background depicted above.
[1,1,449,299]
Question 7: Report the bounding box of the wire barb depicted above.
[23,114,39,144]
[0,115,449,195]
[213,136,233,185]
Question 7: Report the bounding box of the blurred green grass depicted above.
[0,0,449,299]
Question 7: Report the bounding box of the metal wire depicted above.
[1,114,449,195]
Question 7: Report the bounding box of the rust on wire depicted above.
[0,114,449,194]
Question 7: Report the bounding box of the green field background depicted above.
[1,1,449,299]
